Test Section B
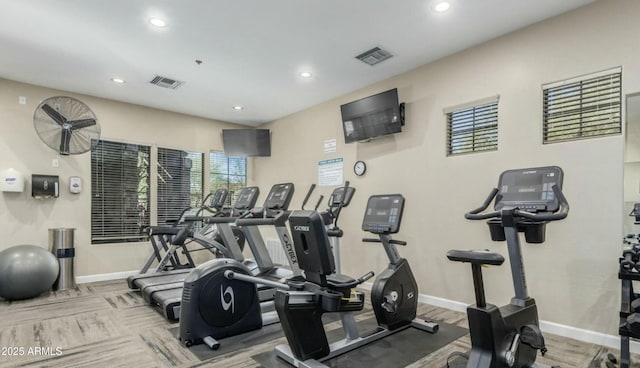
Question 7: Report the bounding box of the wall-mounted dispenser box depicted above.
[32,174,59,199]
[0,168,24,192]
[69,176,81,194]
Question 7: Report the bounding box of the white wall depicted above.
[0,78,250,276]
[253,0,640,335]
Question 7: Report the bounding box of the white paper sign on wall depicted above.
[323,138,337,154]
[318,158,343,186]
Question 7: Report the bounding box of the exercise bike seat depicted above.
[446,249,505,266]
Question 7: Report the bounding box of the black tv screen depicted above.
[340,88,402,144]
[222,129,271,157]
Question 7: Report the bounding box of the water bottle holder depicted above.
[487,219,547,243]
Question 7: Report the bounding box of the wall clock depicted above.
[354,160,367,176]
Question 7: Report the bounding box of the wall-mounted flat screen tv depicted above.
[222,129,271,157]
[340,88,402,144]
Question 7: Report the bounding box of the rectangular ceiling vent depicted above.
[149,75,184,89]
[355,47,393,66]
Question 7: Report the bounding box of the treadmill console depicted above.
[210,189,229,209]
[495,166,563,213]
[263,183,295,210]
[362,194,405,234]
[328,186,355,208]
[234,186,260,210]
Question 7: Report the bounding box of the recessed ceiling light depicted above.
[299,72,312,78]
[432,1,451,13]
[232,105,244,111]
[111,77,126,84]
[149,18,167,27]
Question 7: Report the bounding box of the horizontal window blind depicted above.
[91,140,150,244]
[210,151,247,206]
[447,100,498,156]
[157,148,203,225]
[543,69,621,143]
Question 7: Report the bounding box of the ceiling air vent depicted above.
[355,47,393,66]
[149,75,184,89]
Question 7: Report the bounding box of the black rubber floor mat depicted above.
[251,317,467,368]
[168,308,371,361]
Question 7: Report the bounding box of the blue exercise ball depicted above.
[0,245,59,300]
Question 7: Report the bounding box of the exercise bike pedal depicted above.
[520,324,547,356]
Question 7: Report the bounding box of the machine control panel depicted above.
[362,194,405,234]
[495,166,564,213]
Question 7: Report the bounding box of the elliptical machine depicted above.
[178,183,357,350]
[446,166,569,368]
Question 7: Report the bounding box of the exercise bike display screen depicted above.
[495,166,564,213]
[362,194,405,234]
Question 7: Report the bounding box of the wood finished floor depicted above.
[0,279,636,368]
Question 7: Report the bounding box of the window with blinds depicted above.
[91,140,150,244]
[446,99,498,156]
[543,68,621,143]
[157,148,204,225]
[209,151,247,206]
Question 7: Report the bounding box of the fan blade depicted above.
[59,129,72,155]
[41,104,67,126]
[69,118,96,130]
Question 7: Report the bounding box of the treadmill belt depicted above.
[133,272,188,289]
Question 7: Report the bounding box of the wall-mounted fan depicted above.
[33,96,101,155]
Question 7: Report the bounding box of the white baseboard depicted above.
[361,282,640,353]
[75,270,139,284]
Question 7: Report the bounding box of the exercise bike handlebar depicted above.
[464,188,500,220]
[362,238,407,246]
[465,185,569,222]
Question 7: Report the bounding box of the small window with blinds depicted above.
[543,67,621,143]
[446,97,499,156]
[210,151,247,206]
[91,140,151,244]
[157,148,204,225]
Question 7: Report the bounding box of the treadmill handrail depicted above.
[236,211,289,226]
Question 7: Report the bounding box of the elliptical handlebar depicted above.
[301,184,316,210]
[331,181,350,229]
[464,185,569,222]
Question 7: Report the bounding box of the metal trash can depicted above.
[48,228,76,290]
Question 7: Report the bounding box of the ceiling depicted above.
[0,0,595,127]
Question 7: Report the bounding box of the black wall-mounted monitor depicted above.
[340,88,403,144]
[222,129,271,157]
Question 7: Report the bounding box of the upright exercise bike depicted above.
[446,166,569,368]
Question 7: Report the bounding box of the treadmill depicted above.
[127,187,260,320]
[235,182,301,301]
